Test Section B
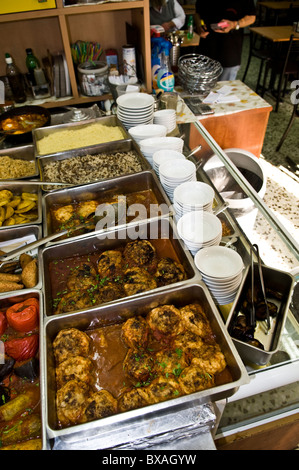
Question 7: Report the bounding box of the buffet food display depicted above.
[0,102,295,450]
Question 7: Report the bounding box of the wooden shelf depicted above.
[0,0,152,105]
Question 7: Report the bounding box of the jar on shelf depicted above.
[77,61,109,96]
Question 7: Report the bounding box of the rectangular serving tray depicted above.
[226,263,294,365]
[0,144,39,180]
[0,289,48,449]
[41,217,199,317]
[42,170,171,245]
[32,115,129,158]
[43,282,249,441]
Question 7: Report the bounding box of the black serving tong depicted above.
[248,245,256,329]
[253,243,271,332]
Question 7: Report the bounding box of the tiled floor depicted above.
[238,35,299,170]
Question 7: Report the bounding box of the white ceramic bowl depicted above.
[159,159,196,181]
[194,246,244,279]
[128,124,167,141]
[177,211,222,245]
[174,181,215,208]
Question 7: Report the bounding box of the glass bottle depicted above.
[5,53,26,103]
[26,48,40,85]
[187,15,194,40]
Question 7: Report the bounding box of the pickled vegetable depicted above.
[0,414,41,446]
[0,390,36,422]
[0,438,42,450]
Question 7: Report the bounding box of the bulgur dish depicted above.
[0,156,36,179]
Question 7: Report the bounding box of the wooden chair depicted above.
[261,34,299,112]
[242,31,273,93]
[276,103,299,151]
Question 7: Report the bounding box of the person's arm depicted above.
[161,0,186,31]
[193,12,209,38]
[216,15,256,33]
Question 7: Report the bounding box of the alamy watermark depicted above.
[290,80,299,105]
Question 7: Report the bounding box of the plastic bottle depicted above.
[187,15,194,40]
[151,41,161,90]
[34,67,46,86]
[156,50,174,92]
[26,48,40,85]
[5,53,26,103]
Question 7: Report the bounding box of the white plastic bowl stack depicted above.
[153,149,186,176]
[158,159,197,202]
[153,109,177,133]
[139,136,184,167]
[177,210,222,256]
[194,246,244,305]
[128,124,167,144]
[116,92,155,130]
[173,181,215,220]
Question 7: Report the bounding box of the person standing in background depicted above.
[150,0,186,33]
[194,0,256,80]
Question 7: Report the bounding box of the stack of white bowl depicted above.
[128,124,167,144]
[153,149,186,176]
[139,136,184,167]
[173,181,215,220]
[153,109,177,133]
[158,159,197,202]
[116,92,155,129]
[177,210,222,256]
[194,246,244,305]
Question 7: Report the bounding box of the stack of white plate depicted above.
[153,149,186,176]
[194,246,244,305]
[116,92,155,129]
[128,124,167,143]
[159,159,197,201]
[177,210,222,256]
[153,109,177,133]
[173,181,215,220]
[139,136,184,167]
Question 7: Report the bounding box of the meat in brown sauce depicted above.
[52,302,232,429]
[50,239,186,315]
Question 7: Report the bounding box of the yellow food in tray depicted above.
[37,123,125,156]
[0,156,36,179]
[0,190,38,226]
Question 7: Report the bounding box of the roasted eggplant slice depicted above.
[14,357,39,381]
[0,356,15,381]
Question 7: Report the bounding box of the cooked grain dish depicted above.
[42,150,142,185]
[36,123,125,155]
[0,156,36,179]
